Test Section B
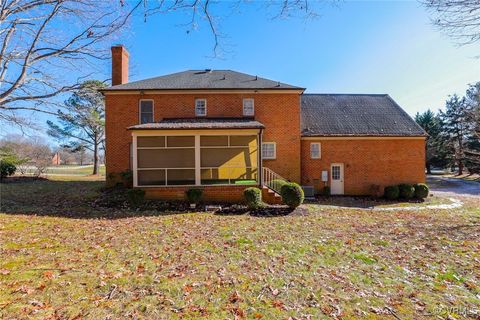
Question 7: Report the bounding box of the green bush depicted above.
[280,182,304,209]
[384,185,400,200]
[414,183,429,199]
[126,189,145,207]
[185,188,203,204]
[398,184,415,199]
[120,170,133,188]
[267,179,288,192]
[322,186,331,196]
[244,187,263,209]
[0,160,16,179]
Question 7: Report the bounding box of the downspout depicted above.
[259,128,263,187]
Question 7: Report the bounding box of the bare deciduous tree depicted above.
[0,0,329,127]
[0,0,139,126]
[423,0,480,45]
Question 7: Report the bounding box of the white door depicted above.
[330,163,344,195]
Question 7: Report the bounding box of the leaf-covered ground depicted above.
[1,177,479,319]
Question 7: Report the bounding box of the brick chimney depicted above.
[111,45,129,85]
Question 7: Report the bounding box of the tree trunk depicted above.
[93,136,99,175]
[426,162,432,174]
[458,160,463,175]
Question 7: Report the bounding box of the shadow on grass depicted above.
[0,178,193,219]
[1,177,305,219]
[305,196,426,209]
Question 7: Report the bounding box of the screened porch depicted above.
[130,119,264,187]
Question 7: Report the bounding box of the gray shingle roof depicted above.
[106,70,303,91]
[128,118,265,130]
[301,94,426,137]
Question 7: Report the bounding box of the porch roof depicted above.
[128,118,265,130]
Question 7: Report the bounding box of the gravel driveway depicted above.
[427,175,480,198]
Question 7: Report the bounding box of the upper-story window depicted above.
[243,98,254,116]
[195,99,207,116]
[139,100,154,124]
[310,142,321,159]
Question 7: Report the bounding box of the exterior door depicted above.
[330,163,344,195]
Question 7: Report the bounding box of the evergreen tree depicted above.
[47,80,106,175]
[415,109,449,173]
[438,94,471,175]
[464,82,480,173]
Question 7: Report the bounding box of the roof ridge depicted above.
[302,93,389,96]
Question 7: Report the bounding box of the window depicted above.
[262,142,276,159]
[195,99,207,116]
[310,143,321,159]
[332,165,341,180]
[243,98,254,116]
[139,100,154,124]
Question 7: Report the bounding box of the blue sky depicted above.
[4,0,480,141]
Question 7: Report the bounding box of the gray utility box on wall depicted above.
[301,186,315,200]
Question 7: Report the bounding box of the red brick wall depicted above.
[104,92,301,182]
[111,46,129,86]
[301,138,426,195]
[143,185,255,203]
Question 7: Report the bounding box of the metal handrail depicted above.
[262,167,288,195]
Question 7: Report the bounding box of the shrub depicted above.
[0,160,16,180]
[384,185,399,200]
[244,187,263,209]
[120,170,133,188]
[414,183,429,199]
[267,179,288,192]
[322,186,331,196]
[126,189,145,207]
[398,184,415,199]
[185,188,203,204]
[281,182,304,209]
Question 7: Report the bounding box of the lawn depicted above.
[1,177,479,319]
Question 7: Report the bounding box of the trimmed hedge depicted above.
[185,188,203,204]
[384,185,400,200]
[280,182,304,209]
[398,183,415,199]
[414,183,429,199]
[126,189,145,207]
[244,187,263,209]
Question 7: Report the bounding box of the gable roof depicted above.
[301,94,426,137]
[106,70,304,91]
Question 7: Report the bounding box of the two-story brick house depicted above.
[102,45,426,203]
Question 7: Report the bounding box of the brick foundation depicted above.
[143,185,260,203]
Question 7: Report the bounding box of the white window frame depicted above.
[195,99,207,116]
[262,142,276,160]
[243,98,254,116]
[139,99,154,124]
[310,142,321,159]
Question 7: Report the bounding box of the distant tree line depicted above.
[415,82,480,175]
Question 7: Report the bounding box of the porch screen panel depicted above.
[137,149,195,168]
[137,136,165,147]
[137,135,195,186]
[138,170,165,186]
[200,135,258,185]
